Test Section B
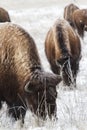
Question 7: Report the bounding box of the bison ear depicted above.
[24,81,34,94]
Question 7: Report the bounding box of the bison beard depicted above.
[0,23,61,123]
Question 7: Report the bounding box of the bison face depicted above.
[24,70,61,119]
[81,10,87,32]
[77,19,87,36]
[56,55,78,88]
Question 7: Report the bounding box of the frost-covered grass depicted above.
[0,0,87,130]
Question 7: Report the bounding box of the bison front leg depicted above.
[7,103,26,124]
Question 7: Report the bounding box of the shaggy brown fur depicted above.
[72,9,87,37]
[0,23,61,122]
[45,19,81,88]
[64,3,79,28]
[0,7,11,22]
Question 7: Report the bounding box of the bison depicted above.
[0,23,61,123]
[63,3,79,28]
[72,9,87,38]
[45,19,81,88]
[0,7,11,22]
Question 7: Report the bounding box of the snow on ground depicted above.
[0,0,87,130]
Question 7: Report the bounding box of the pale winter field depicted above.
[0,0,87,130]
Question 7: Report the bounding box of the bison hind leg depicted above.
[0,99,4,109]
[51,64,60,75]
[7,104,26,124]
[0,101,2,109]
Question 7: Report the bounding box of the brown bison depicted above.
[64,3,79,28]
[0,23,61,123]
[0,7,11,22]
[72,9,87,38]
[45,19,81,88]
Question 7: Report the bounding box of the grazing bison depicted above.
[0,23,61,123]
[64,3,79,28]
[0,7,11,22]
[45,19,81,88]
[72,9,87,38]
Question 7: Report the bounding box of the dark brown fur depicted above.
[64,3,79,28]
[72,9,87,38]
[0,7,11,22]
[0,23,61,122]
[45,19,81,87]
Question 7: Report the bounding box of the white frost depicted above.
[0,0,87,130]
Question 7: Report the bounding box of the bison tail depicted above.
[54,24,69,56]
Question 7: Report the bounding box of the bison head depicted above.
[24,70,61,119]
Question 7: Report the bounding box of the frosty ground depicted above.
[0,0,87,130]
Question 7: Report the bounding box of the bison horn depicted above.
[24,81,33,94]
